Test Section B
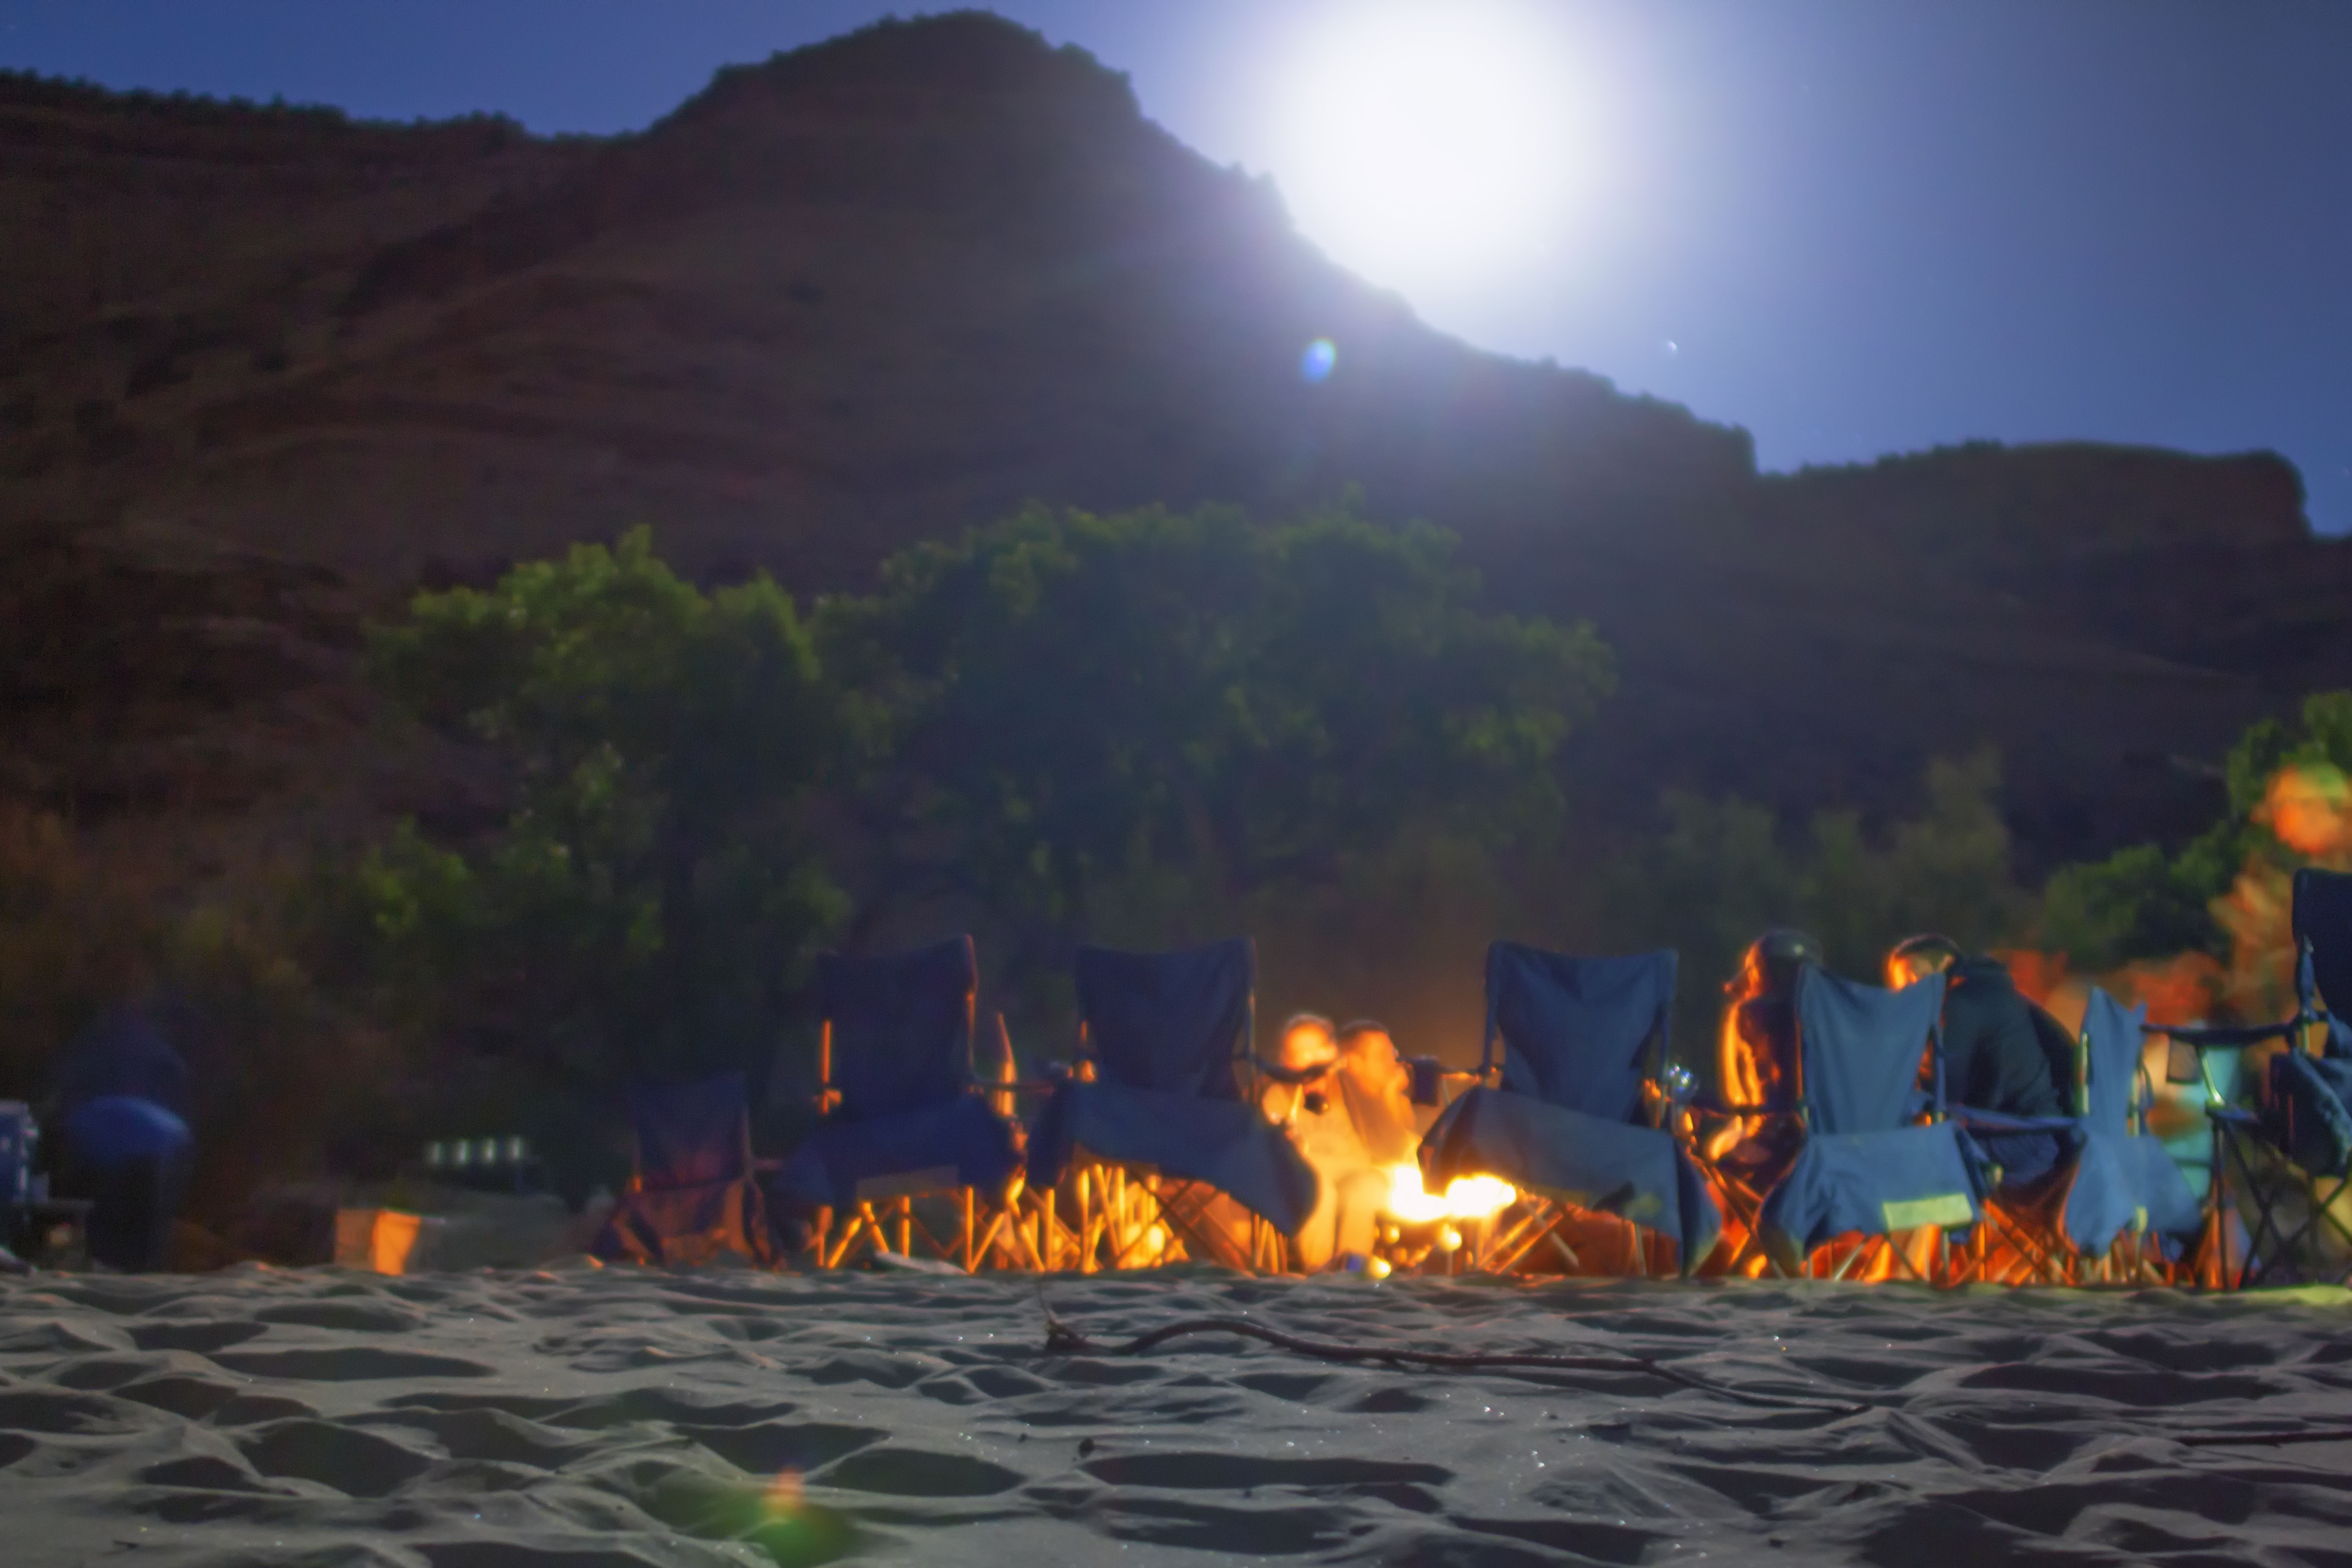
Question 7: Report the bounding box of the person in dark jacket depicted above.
[1886,935,2069,1187]
[46,1004,195,1271]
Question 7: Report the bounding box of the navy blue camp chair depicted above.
[2155,868,2352,1286]
[1026,939,1317,1271]
[771,936,1028,1270]
[1416,943,1721,1275]
[594,1072,778,1268]
[1752,968,1983,1278]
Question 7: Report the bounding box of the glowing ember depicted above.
[1382,1164,1516,1224]
[2260,763,2352,859]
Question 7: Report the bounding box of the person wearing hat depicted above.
[1885,934,2070,1188]
[1705,929,1820,1181]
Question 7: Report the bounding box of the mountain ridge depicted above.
[2,11,2341,883]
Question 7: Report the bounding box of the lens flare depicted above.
[2259,763,2352,858]
[763,1468,804,1517]
[1300,338,1338,382]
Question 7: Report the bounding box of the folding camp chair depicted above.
[771,936,1032,1271]
[1025,939,1317,1272]
[594,1072,778,1268]
[1745,968,1983,1280]
[2155,868,2352,1287]
[1949,988,2202,1284]
[1415,943,1720,1276]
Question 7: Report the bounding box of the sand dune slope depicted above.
[4,1265,2349,1566]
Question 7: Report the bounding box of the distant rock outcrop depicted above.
[2,14,2344,879]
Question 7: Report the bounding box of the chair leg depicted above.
[2222,1128,2295,1287]
[2254,1166,2352,1284]
[823,1207,870,1270]
[1482,1202,1557,1274]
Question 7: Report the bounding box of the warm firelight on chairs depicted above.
[1382,1164,1516,1224]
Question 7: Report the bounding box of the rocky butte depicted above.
[4,13,2349,882]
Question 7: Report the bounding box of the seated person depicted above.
[46,1003,195,1272]
[1885,934,2068,1188]
[1262,1012,1394,1269]
[1273,1011,1340,1079]
[1706,929,1818,1182]
[1332,1020,1419,1167]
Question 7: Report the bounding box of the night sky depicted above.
[6,1,2347,531]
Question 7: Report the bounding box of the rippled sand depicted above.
[4,1264,2349,1566]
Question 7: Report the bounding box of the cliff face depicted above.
[1,14,2341,878]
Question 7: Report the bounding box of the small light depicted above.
[506,1135,527,1163]
[1300,338,1337,383]
[454,1140,475,1168]
[425,1142,445,1168]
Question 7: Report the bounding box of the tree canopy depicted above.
[2042,691,2352,974]
[818,501,1614,975]
[364,528,845,1084]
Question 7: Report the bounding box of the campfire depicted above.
[1380,1164,1516,1225]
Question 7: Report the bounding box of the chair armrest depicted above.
[1679,1094,1802,1121]
[2142,1021,2297,1049]
[1949,1107,2076,1135]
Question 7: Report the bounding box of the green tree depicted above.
[1604,751,2034,1057]
[2039,691,2352,970]
[365,528,845,1085]
[821,501,1613,985]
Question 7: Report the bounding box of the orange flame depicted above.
[1382,1164,1515,1224]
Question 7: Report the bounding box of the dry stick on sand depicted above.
[2175,1427,2352,1448]
[1035,1300,1869,1417]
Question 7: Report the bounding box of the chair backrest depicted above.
[631,1072,753,1190]
[1484,942,1676,1124]
[2293,868,2352,1027]
[1073,938,1254,1101]
[818,936,977,1123]
[2079,987,2147,1135]
[1794,967,1947,1136]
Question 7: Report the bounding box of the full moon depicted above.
[1269,4,1587,292]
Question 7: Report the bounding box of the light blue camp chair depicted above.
[1416,942,1721,1274]
[2069,988,2206,1261]
[1952,987,2204,1283]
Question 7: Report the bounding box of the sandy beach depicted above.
[4,1264,2349,1567]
